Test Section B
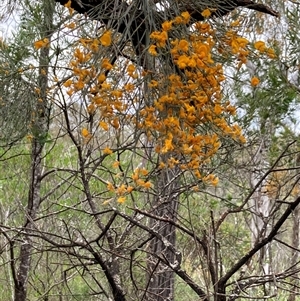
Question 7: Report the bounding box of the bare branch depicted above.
[218,196,300,291]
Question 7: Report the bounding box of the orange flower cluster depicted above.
[34,38,50,49]
[223,30,250,67]
[143,14,245,182]
[254,40,276,59]
[64,12,249,192]
[220,28,276,68]
[105,167,152,204]
[63,35,138,141]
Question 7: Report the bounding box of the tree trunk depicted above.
[146,165,180,301]
[249,135,272,275]
[14,2,54,300]
[288,205,300,301]
[14,140,43,301]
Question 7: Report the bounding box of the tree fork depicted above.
[54,0,279,59]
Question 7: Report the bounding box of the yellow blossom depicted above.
[251,76,260,87]
[107,182,115,191]
[66,22,76,29]
[194,170,202,178]
[100,31,112,47]
[159,162,166,169]
[90,39,99,52]
[196,23,211,34]
[103,147,113,154]
[81,128,90,137]
[87,103,96,114]
[181,11,190,24]
[111,118,119,129]
[73,80,84,90]
[117,184,127,195]
[101,82,111,89]
[162,20,173,31]
[173,16,183,24]
[231,20,240,27]
[99,121,109,131]
[162,136,174,153]
[34,38,49,49]
[140,168,149,176]
[211,176,219,186]
[254,41,266,52]
[112,161,120,168]
[176,55,190,69]
[66,89,74,96]
[236,37,249,48]
[64,0,72,8]
[136,179,145,187]
[117,196,126,204]
[178,39,189,52]
[124,83,134,91]
[266,48,276,59]
[101,58,113,70]
[201,9,211,18]
[26,134,34,141]
[214,104,223,115]
[148,44,158,56]
[127,64,135,75]
[149,80,158,87]
[150,31,168,47]
[97,73,106,83]
[132,170,139,181]
[143,181,152,189]
[127,186,134,193]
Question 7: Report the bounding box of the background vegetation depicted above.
[0,1,300,300]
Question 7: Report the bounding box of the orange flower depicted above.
[101,58,113,70]
[116,184,127,195]
[100,31,112,47]
[117,196,126,204]
[63,79,72,88]
[99,121,109,131]
[150,31,168,47]
[127,186,134,193]
[127,64,135,74]
[34,38,49,49]
[97,73,106,83]
[107,182,115,191]
[178,39,189,52]
[211,176,219,186]
[148,45,158,56]
[64,0,72,8]
[143,181,152,189]
[201,9,211,18]
[81,128,90,137]
[103,147,113,154]
[162,20,173,31]
[251,76,260,87]
[181,11,190,24]
[112,161,120,168]
[254,41,266,52]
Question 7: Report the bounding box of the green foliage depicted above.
[1,1,300,301]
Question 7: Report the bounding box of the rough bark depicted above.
[288,205,300,301]
[146,168,179,301]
